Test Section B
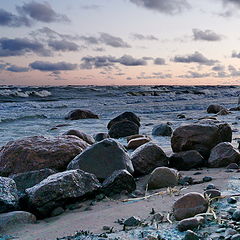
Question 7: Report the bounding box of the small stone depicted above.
[124,216,141,227]
[177,216,204,232]
[203,176,212,182]
[102,226,111,231]
[193,172,202,175]
[179,176,193,186]
[232,210,240,221]
[50,207,64,217]
[151,213,164,222]
[206,184,216,190]
[232,234,240,240]
[228,208,237,215]
[227,163,239,169]
[184,230,200,240]
[204,189,221,199]
[228,197,237,204]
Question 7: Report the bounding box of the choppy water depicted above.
[0,85,239,151]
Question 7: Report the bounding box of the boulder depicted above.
[127,137,151,149]
[169,150,204,170]
[94,133,110,142]
[173,192,208,221]
[10,169,57,192]
[109,120,139,138]
[171,123,232,159]
[26,170,101,218]
[131,142,168,176]
[63,129,95,145]
[207,104,225,114]
[208,142,240,168]
[177,216,205,232]
[152,123,173,136]
[102,170,136,196]
[67,139,134,180]
[0,211,36,233]
[0,177,19,213]
[65,109,99,120]
[148,167,179,190]
[0,136,89,176]
[107,112,140,130]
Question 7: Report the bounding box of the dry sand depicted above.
[4,168,240,240]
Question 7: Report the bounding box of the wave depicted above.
[0,89,52,98]
[0,114,48,123]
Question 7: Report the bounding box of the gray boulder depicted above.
[208,142,240,168]
[102,170,136,196]
[171,123,232,159]
[152,123,173,136]
[131,142,168,176]
[0,211,36,233]
[63,129,95,144]
[94,133,110,142]
[67,139,134,180]
[10,168,56,192]
[26,169,101,218]
[0,177,19,213]
[207,104,225,114]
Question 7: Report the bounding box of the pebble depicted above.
[203,176,212,182]
[193,172,202,175]
[232,234,240,240]
[151,213,164,222]
[124,216,142,227]
[232,210,240,221]
[228,197,238,204]
[206,184,216,190]
[183,230,200,240]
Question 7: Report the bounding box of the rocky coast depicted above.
[0,100,240,240]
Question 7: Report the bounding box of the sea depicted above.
[0,85,240,153]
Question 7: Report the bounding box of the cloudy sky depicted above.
[1,0,240,85]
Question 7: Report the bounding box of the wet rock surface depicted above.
[65,109,99,120]
[63,130,95,145]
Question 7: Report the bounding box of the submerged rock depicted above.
[152,123,173,136]
[0,177,19,213]
[26,170,101,218]
[109,120,139,138]
[208,142,240,168]
[10,168,57,192]
[148,167,179,190]
[67,139,134,180]
[102,170,136,196]
[94,133,110,142]
[171,123,232,159]
[63,129,95,144]
[131,142,168,176]
[107,112,140,130]
[0,136,89,176]
[169,150,204,170]
[65,109,99,120]
[173,192,208,221]
[207,104,225,114]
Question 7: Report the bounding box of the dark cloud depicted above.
[30,61,77,71]
[129,0,190,15]
[80,55,147,69]
[232,51,240,58]
[178,71,212,78]
[173,51,218,66]
[80,5,102,10]
[6,65,29,72]
[154,58,166,65]
[219,0,240,17]
[0,9,30,27]
[48,40,79,51]
[212,65,225,71]
[228,65,240,76]
[131,33,158,41]
[16,1,70,23]
[0,38,49,57]
[193,29,223,41]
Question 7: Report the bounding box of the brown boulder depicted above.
[65,109,99,120]
[63,129,95,144]
[171,123,232,159]
[177,216,205,232]
[0,136,89,176]
[173,192,208,220]
[208,142,240,168]
[127,137,151,149]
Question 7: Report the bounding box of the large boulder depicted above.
[107,112,140,130]
[65,109,99,120]
[25,170,101,218]
[67,139,134,180]
[169,150,204,170]
[0,177,19,213]
[63,129,95,144]
[131,142,168,176]
[0,211,36,233]
[10,169,57,192]
[102,170,136,196]
[0,136,89,176]
[148,167,179,190]
[109,120,139,138]
[207,104,225,114]
[152,123,173,136]
[173,192,208,221]
[208,142,240,168]
[171,123,232,159]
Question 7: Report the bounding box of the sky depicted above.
[1,0,240,85]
